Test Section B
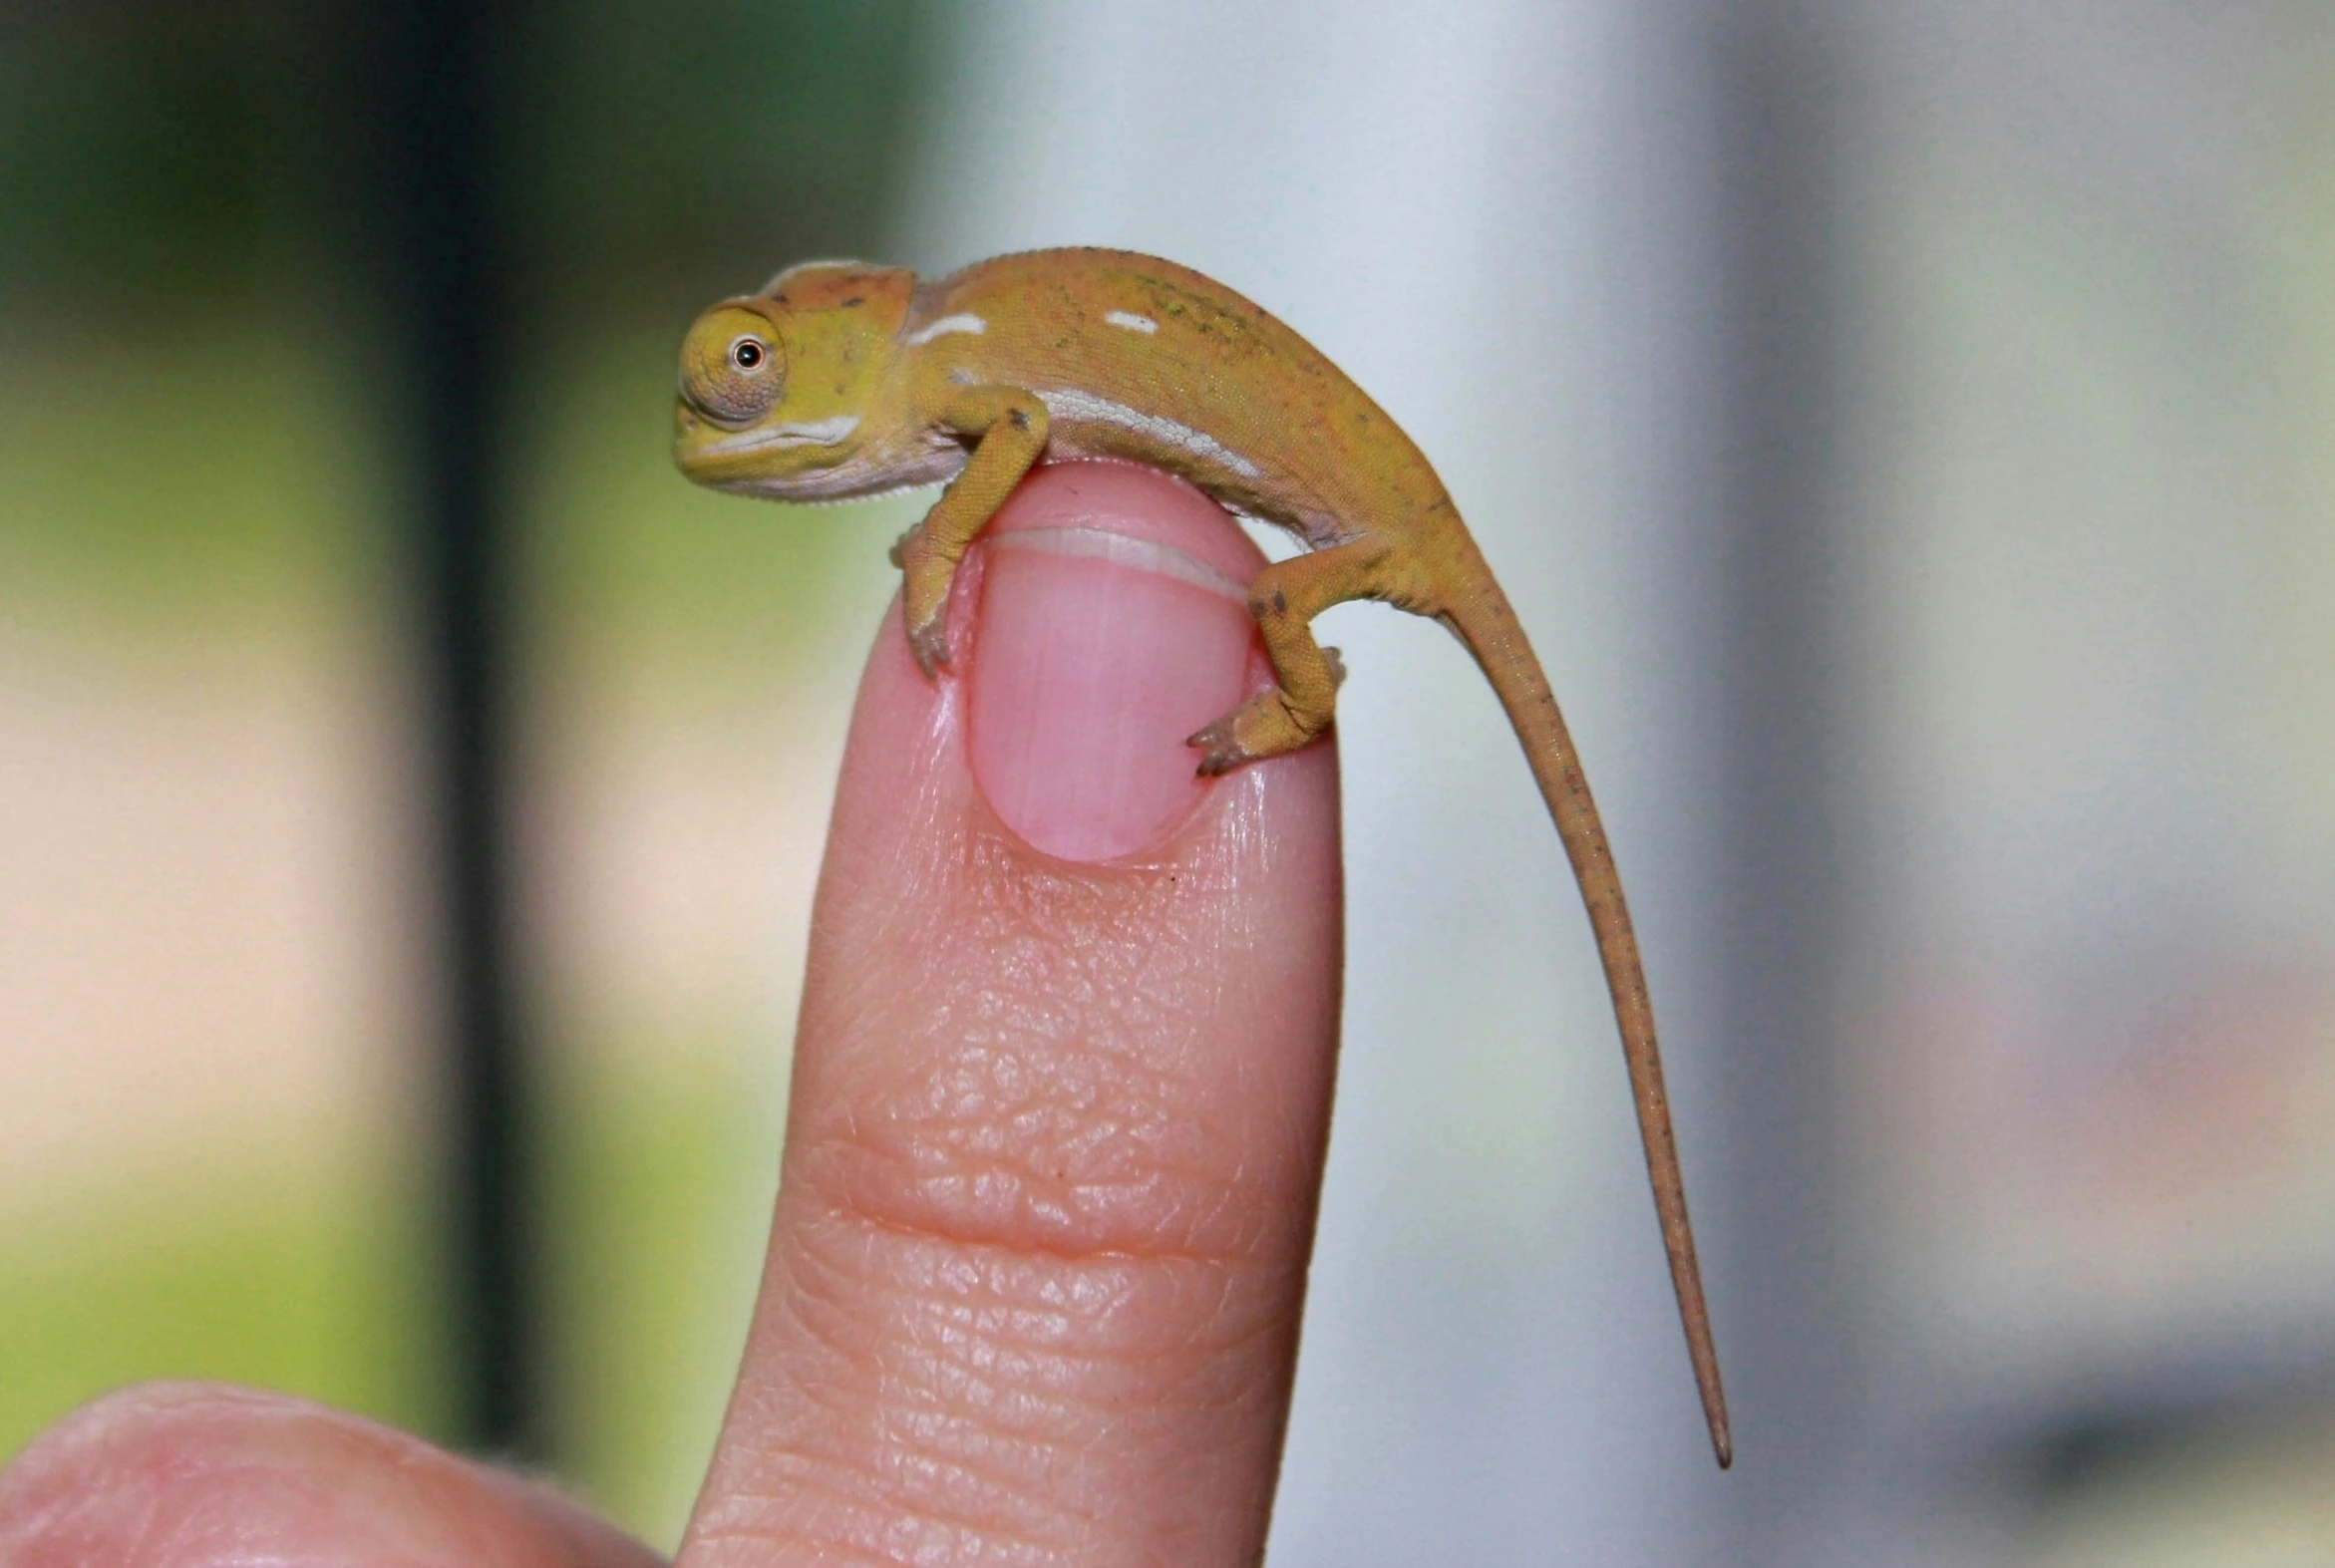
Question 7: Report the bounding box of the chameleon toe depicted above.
[1184,719,1250,777]
[908,618,951,678]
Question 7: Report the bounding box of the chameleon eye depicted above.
[681,306,787,426]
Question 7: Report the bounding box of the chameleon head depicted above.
[672,262,915,496]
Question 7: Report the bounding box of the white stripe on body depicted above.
[903,313,988,346]
[1036,388,1261,479]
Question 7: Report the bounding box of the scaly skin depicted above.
[673,247,1733,1469]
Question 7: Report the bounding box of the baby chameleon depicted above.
[672,247,1732,1468]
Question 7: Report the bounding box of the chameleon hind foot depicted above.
[1187,689,1324,776]
[1189,543,1375,775]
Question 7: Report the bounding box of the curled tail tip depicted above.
[1703,1386,1734,1468]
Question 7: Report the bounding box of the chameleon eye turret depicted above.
[678,303,786,427]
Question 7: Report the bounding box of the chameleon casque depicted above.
[671,247,1732,1468]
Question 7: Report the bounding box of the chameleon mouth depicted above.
[690,415,861,459]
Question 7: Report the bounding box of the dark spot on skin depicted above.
[1008,408,1031,432]
[843,296,865,307]
[1271,588,1288,614]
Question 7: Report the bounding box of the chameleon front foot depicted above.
[906,612,952,678]
[895,532,956,677]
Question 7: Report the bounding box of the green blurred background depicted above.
[0,0,927,1541]
[5,2,2335,1563]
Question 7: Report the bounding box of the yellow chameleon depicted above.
[673,247,1732,1468]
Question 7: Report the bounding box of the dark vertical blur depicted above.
[338,0,934,1460]
[1,0,927,1487]
[354,0,536,1457]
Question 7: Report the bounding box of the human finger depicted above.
[0,1382,663,1567]
[679,461,1344,1567]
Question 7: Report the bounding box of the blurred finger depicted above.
[0,1382,662,1568]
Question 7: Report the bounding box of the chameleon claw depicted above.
[1190,689,1323,774]
[907,616,951,679]
[1185,718,1251,777]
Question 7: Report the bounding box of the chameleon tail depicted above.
[1439,543,1733,1470]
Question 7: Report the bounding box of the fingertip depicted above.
[965,462,1276,862]
[687,461,1343,1564]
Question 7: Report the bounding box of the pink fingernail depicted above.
[967,464,1265,862]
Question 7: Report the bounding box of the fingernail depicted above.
[967,464,1263,862]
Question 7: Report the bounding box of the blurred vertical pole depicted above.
[1703,2,1863,1562]
[357,0,540,1457]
